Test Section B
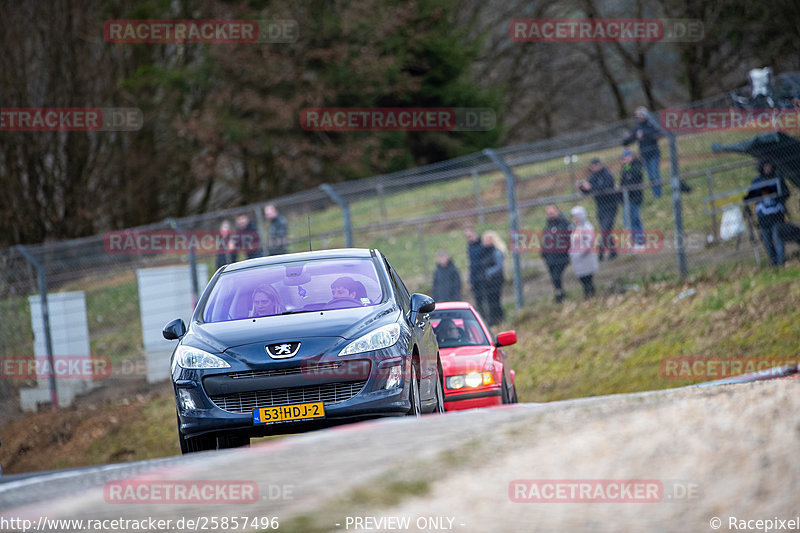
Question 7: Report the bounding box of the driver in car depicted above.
[251,283,283,317]
[435,318,463,344]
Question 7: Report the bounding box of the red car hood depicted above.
[440,345,494,376]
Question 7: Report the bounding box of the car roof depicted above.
[223,248,377,271]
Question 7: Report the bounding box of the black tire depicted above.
[510,384,518,404]
[407,362,421,417]
[177,412,216,454]
[218,433,250,449]
[501,375,511,404]
[432,362,446,414]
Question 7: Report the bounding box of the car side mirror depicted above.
[496,330,517,347]
[410,293,436,314]
[162,318,187,340]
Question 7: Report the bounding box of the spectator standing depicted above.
[569,206,599,299]
[577,158,618,261]
[744,160,790,266]
[264,204,289,255]
[215,220,236,269]
[236,214,261,260]
[623,106,692,195]
[619,149,646,248]
[541,205,571,303]
[623,106,664,198]
[465,227,489,318]
[432,250,462,302]
[481,230,506,326]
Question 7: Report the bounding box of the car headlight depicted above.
[447,375,466,389]
[464,372,483,388]
[447,372,495,390]
[175,345,231,369]
[339,323,401,356]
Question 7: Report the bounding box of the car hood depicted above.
[440,346,494,376]
[185,302,399,352]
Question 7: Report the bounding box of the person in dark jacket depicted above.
[541,205,571,303]
[215,220,236,269]
[744,160,790,266]
[235,214,261,260]
[623,106,691,196]
[432,250,462,302]
[264,204,289,255]
[619,149,646,247]
[577,158,618,261]
[465,227,489,318]
[481,231,506,326]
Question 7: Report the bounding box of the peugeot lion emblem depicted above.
[266,341,301,359]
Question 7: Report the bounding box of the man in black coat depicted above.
[541,205,571,303]
[432,250,462,302]
[465,227,489,317]
[577,158,618,260]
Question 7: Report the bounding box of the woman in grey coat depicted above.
[569,206,598,299]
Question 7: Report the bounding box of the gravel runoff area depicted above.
[2,379,797,533]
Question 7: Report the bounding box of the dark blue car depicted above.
[163,248,443,453]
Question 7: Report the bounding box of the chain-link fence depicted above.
[3,72,800,415]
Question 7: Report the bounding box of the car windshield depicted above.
[430,309,489,348]
[201,257,384,323]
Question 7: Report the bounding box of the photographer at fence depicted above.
[577,158,618,261]
[432,250,462,302]
[743,160,790,266]
[541,205,572,303]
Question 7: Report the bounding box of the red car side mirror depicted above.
[496,330,517,347]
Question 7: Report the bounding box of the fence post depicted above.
[166,218,199,307]
[622,189,631,230]
[376,183,390,239]
[483,149,524,310]
[646,111,688,279]
[417,222,429,271]
[319,184,354,248]
[16,245,58,410]
[706,170,719,242]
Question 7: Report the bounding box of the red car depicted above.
[430,302,518,411]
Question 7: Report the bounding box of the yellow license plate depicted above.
[253,402,325,424]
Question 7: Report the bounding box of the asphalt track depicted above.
[0,370,797,533]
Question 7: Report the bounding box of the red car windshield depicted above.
[201,257,384,322]
[431,309,489,348]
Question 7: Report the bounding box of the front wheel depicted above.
[501,376,510,404]
[432,362,445,414]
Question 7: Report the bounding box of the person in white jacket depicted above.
[569,206,599,299]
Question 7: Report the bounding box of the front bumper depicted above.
[443,387,502,411]
[174,355,412,438]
